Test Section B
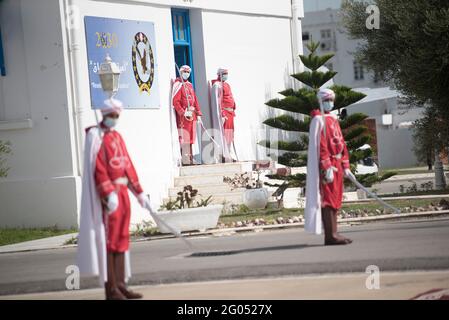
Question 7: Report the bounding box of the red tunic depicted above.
[172,78,202,144]
[212,79,236,144]
[311,110,350,210]
[93,126,143,253]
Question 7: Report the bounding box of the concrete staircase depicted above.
[166,162,254,205]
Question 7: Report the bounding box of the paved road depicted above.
[1,217,449,296]
[371,177,434,195]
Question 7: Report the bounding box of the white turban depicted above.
[317,88,335,103]
[217,67,228,75]
[100,98,123,116]
[180,65,191,73]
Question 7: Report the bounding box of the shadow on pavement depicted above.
[188,244,322,258]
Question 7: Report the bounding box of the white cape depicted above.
[170,79,201,164]
[304,115,324,235]
[209,81,231,161]
[76,126,131,286]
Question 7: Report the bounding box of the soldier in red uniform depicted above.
[211,68,238,162]
[78,99,151,300]
[305,89,353,245]
[171,65,203,165]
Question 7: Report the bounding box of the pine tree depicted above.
[260,41,395,196]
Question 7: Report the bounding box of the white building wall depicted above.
[347,93,422,169]
[0,0,79,228]
[0,0,297,228]
[198,10,295,161]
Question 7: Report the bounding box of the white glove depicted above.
[324,167,335,183]
[106,192,119,214]
[137,193,147,208]
[197,116,202,124]
[137,192,154,211]
[184,109,193,117]
[222,116,227,123]
[344,168,355,180]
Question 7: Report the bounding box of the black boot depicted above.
[105,252,127,300]
[115,253,143,300]
[333,210,352,244]
[322,207,351,245]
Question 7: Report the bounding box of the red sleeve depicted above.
[194,90,202,117]
[342,140,350,170]
[95,143,115,198]
[319,120,332,171]
[172,84,184,116]
[118,134,144,195]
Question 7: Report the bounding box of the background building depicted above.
[302,8,422,170]
[302,8,384,89]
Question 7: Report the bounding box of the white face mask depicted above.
[221,74,228,82]
[103,116,118,128]
[181,72,190,80]
[322,100,334,112]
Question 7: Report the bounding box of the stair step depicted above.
[164,192,245,206]
[168,184,244,197]
[174,173,229,187]
[179,161,253,177]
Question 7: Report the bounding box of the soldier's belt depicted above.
[223,108,234,112]
[331,154,342,159]
[113,177,128,185]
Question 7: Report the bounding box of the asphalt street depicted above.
[0,217,449,296]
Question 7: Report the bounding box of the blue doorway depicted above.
[171,9,195,86]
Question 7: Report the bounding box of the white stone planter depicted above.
[283,187,305,208]
[342,191,359,201]
[243,188,269,209]
[155,204,223,233]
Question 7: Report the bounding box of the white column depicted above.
[61,0,90,176]
[291,0,305,78]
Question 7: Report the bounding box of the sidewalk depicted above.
[384,172,435,182]
[2,270,449,300]
[0,233,77,254]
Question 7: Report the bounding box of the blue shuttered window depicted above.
[171,9,194,86]
[0,26,5,76]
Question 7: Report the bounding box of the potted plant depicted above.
[223,170,269,209]
[156,185,222,233]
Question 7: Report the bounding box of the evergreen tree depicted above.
[260,41,395,196]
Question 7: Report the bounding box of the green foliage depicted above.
[341,0,449,146]
[354,171,397,188]
[299,53,335,72]
[292,70,338,90]
[344,126,368,141]
[160,185,213,211]
[262,114,310,132]
[332,85,367,109]
[273,152,307,168]
[412,107,448,166]
[346,135,371,151]
[0,140,11,178]
[196,195,213,207]
[265,95,316,115]
[349,147,373,164]
[340,113,369,130]
[259,139,307,152]
[0,226,76,246]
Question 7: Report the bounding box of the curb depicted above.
[343,194,449,203]
[1,210,448,254]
